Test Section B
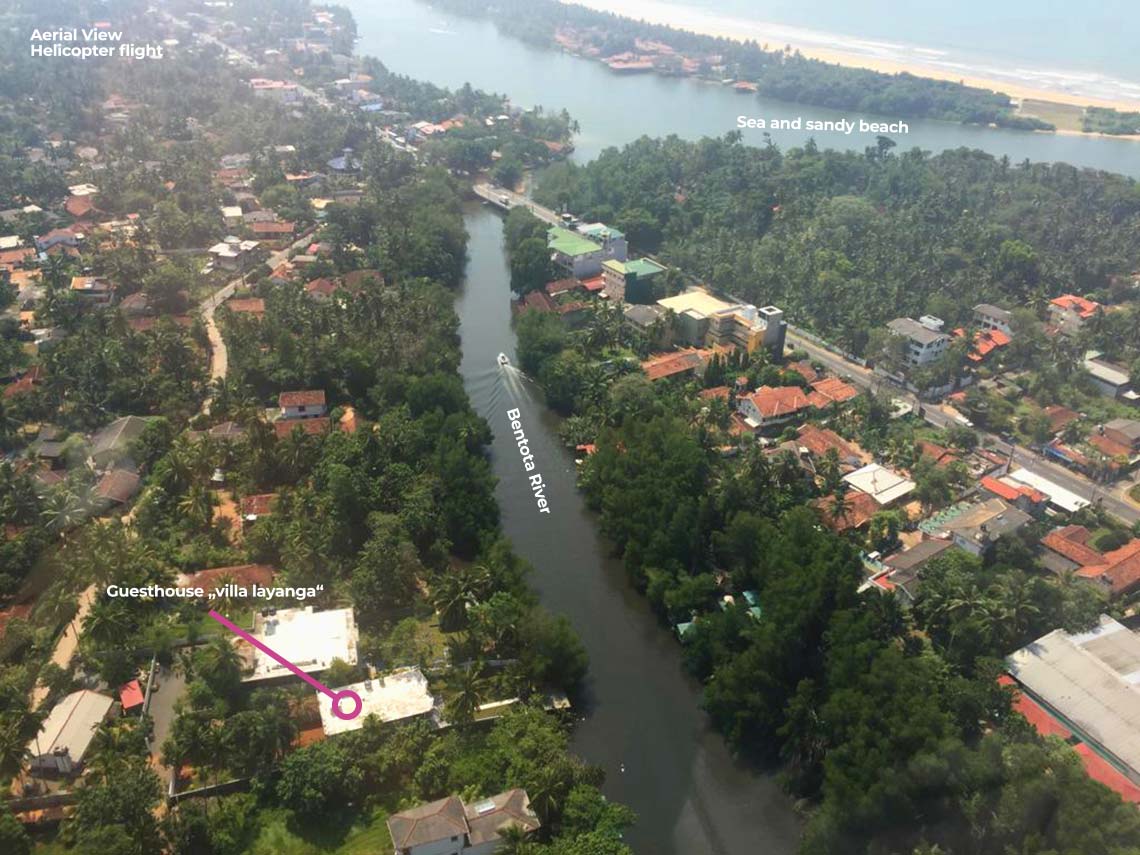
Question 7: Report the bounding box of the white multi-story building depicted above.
[887,317,951,367]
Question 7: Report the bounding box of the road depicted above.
[472,182,562,226]
[29,585,97,710]
[197,234,312,414]
[784,328,1140,526]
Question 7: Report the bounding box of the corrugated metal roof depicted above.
[1008,616,1140,779]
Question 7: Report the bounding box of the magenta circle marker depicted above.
[206,610,363,719]
[332,690,363,720]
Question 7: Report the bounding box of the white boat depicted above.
[497,353,510,367]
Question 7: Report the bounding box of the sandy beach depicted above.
[562,0,1140,114]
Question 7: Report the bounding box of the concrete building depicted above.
[70,275,115,306]
[387,789,540,855]
[938,498,1032,557]
[318,667,435,736]
[1084,352,1135,401]
[547,225,626,278]
[1007,616,1140,785]
[843,463,916,506]
[601,256,665,303]
[973,303,1013,335]
[208,237,261,272]
[278,390,327,420]
[657,289,786,354]
[27,690,115,776]
[886,317,951,367]
[239,606,358,683]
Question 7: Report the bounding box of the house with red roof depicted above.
[736,385,812,430]
[1049,293,1102,335]
[807,376,859,408]
[979,475,1048,514]
[795,424,867,471]
[275,417,331,439]
[641,349,706,382]
[176,563,277,596]
[811,490,879,533]
[1040,525,1140,597]
[278,390,326,420]
[224,297,266,318]
[953,326,1011,363]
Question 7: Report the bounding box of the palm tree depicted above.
[498,823,534,855]
[433,565,491,631]
[445,663,489,725]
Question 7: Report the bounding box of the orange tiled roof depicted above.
[641,349,705,381]
[811,491,879,532]
[745,385,811,418]
[809,376,858,406]
[1050,294,1100,318]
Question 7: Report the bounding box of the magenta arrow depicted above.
[208,609,362,720]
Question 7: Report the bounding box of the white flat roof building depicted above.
[240,606,358,683]
[843,463,916,506]
[318,667,435,736]
[1005,468,1090,513]
[27,690,115,775]
[1008,616,1140,782]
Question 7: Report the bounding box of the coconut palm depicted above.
[445,663,489,725]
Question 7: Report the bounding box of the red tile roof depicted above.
[980,476,1045,504]
[1042,525,1105,567]
[64,196,97,219]
[1074,743,1140,803]
[1044,405,1080,433]
[809,377,858,406]
[119,680,144,710]
[518,290,555,313]
[1089,433,1133,459]
[545,278,580,296]
[795,424,864,463]
[699,386,730,401]
[279,390,326,408]
[918,440,961,468]
[225,297,265,316]
[1051,294,1101,319]
[1042,525,1140,596]
[305,277,339,297]
[274,417,331,439]
[250,220,295,235]
[641,349,705,381]
[240,493,277,517]
[786,361,818,383]
[581,276,605,292]
[744,385,811,419]
[182,563,277,594]
[997,674,1073,740]
[812,491,879,532]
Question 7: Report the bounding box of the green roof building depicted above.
[602,257,667,303]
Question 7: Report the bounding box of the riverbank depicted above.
[456,203,801,854]
[562,0,1140,116]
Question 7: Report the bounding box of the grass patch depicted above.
[1018,99,1085,132]
[246,807,392,855]
[1130,483,1140,504]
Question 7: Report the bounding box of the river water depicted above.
[353,1,1140,850]
[351,0,1140,176]
[456,203,801,853]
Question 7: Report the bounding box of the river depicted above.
[456,203,801,854]
[350,0,1140,176]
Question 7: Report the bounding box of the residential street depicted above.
[784,327,1140,526]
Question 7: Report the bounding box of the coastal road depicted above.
[784,328,1140,526]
